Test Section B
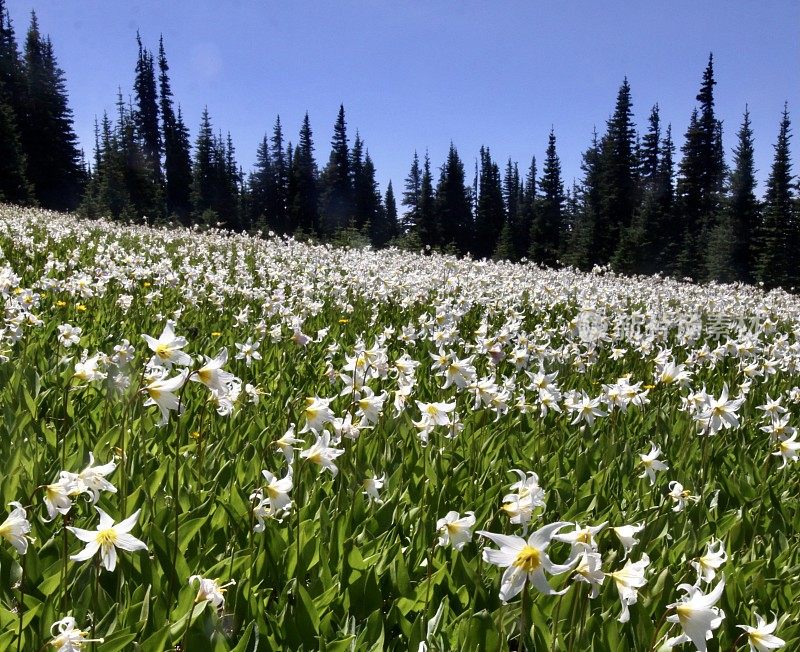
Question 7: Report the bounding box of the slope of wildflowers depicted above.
[0,204,798,651]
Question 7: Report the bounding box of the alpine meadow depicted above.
[0,1,799,651]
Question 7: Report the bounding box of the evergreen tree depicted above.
[597,78,638,267]
[270,115,289,233]
[530,129,565,266]
[350,132,368,230]
[708,107,758,283]
[473,146,505,258]
[362,154,393,246]
[615,104,663,274]
[318,104,353,235]
[191,108,216,222]
[248,135,272,231]
[0,1,25,121]
[516,157,537,260]
[503,159,520,230]
[417,152,436,248]
[567,130,602,269]
[214,131,241,230]
[675,54,726,280]
[754,106,795,289]
[497,159,521,260]
[434,143,473,254]
[0,97,33,202]
[288,112,319,235]
[20,12,83,210]
[383,180,398,244]
[117,93,160,220]
[93,112,132,220]
[0,3,32,205]
[158,37,192,222]
[133,33,161,187]
[401,150,421,233]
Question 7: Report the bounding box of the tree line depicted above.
[0,5,797,289]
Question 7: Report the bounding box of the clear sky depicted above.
[7,1,800,197]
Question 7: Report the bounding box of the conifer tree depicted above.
[20,11,83,210]
[0,98,33,202]
[434,144,473,254]
[473,146,505,258]
[288,112,319,235]
[270,115,289,233]
[0,1,25,123]
[383,180,398,243]
[530,129,565,266]
[248,135,272,231]
[191,108,216,223]
[417,152,437,248]
[708,107,758,283]
[614,104,663,274]
[319,104,353,235]
[676,54,726,280]
[158,37,192,222]
[516,157,537,259]
[597,78,638,267]
[350,132,368,230]
[503,159,520,231]
[133,33,161,187]
[363,154,394,246]
[401,151,422,233]
[0,3,32,204]
[754,106,795,289]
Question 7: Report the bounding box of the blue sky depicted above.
[7,1,799,197]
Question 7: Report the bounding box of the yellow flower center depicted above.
[513,546,542,572]
[155,344,171,359]
[198,368,212,384]
[97,529,117,547]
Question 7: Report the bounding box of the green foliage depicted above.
[0,206,799,651]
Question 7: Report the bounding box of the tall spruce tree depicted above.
[708,107,758,283]
[0,98,32,202]
[0,1,33,203]
[20,12,83,210]
[473,146,505,258]
[191,108,216,223]
[350,132,368,230]
[0,1,25,122]
[383,180,398,244]
[417,152,437,248]
[133,33,161,187]
[754,106,795,289]
[288,112,319,235]
[516,157,537,260]
[676,54,726,280]
[566,130,601,269]
[530,129,565,266]
[401,151,422,233]
[248,135,272,232]
[614,104,663,274]
[319,104,353,235]
[158,38,192,222]
[362,154,393,246]
[597,78,638,267]
[495,159,521,260]
[434,143,473,254]
[270,116,289,233]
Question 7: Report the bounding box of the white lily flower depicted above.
[67,507,147,572]
[665,578,725,652]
